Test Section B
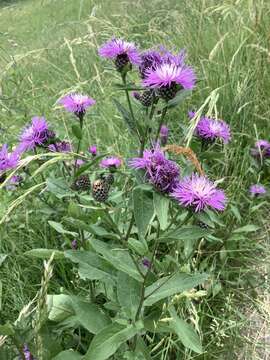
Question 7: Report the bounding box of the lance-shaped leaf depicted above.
[91,239,143,282]
[83,322,143,360]
[169,306,203,354]
[144,272,208,306]
[133,186,154,240]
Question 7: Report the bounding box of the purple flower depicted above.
[88,145,97,156]
[71,239,78,250]
[249,184,266,196]
[6,175,23,190]
[18,117,49,152]
[142,257,151,269]
[74,159,85,168]
[171,173,227,212]
[139,50,162,78]
[100,156,121,169]
[160,125,169,146]
[160,47,187,67]
[98,38,140,69]
[251,139,270,158]
[129,145,180,193]
[48,141,72,153]
[189,112,231,144]
[143,63,196,90]
[22,344,35,360]
[59,93,96,118]
[0,144,20,173]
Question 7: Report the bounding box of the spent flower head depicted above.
[129,145,180,193]
[171,173,227,212]
[59,93,95,119]
[189,112,231,144]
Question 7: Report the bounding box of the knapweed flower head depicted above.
[143,63,196,101]
[100,156,121,169]
[18,117,49,152]
[160,125,169,146]
[139,49,162,78]
[59,93,95,118]
[129,145,180,193]
[74,159,85,168]
[160,46,186,67]
[251,139,270,158]
[48,141,72,153]
[98,38,140,72]
[22,344,35,360]
[189,112,231,144]
[142,257,151,269]
[88,145,97,156]
[249,184,266,196]
[0,144,20,172]
[171,173,227,212]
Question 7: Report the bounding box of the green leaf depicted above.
[153,193,169,230]
[0,323,15,336]
[133,186,154,240]
[75,154,107,178]
[91,239,143,282]
[144,272,208,306]
[25,249,65,260]
[47,294,74,322]
[166,89,192,109]
[83,322,143,360]
[72,124,82,140]
[0,254,7,267]
[65,250,114,281]
[232,224,259,234]
[117,272,142,320]
[71,298,110,334]
[169,306,203,354]
[128,238,148,256]
[159,226,208,243]
[47,177,74,199]
[113,98,137,134]
[53,350,83,360]
[48,221,78,237]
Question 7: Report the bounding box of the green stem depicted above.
[121,73,136,123]
[73,117,84,179]
[155,106,168,144]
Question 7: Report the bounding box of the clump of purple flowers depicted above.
[99,38,140,72]
[21,344,35,360]
[171,173,227,212]
[251,139,270,158]
[249,184,266,196]
[48,141,72,153]
[0,144,20,173]
[189,112,231,144]
[129,145,180,193]
[100,156,121,169]
[59,93,95,119]
[18,117,51,152]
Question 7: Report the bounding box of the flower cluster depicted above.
[18,117,51,152]
[129,146,180,193]
[189,112,231,144]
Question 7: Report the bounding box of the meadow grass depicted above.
[0,0,270,358]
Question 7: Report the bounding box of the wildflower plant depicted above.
[0,37,265,359]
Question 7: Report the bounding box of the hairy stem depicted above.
[73,116,84,179]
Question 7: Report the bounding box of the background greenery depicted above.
[0,0,269,358]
